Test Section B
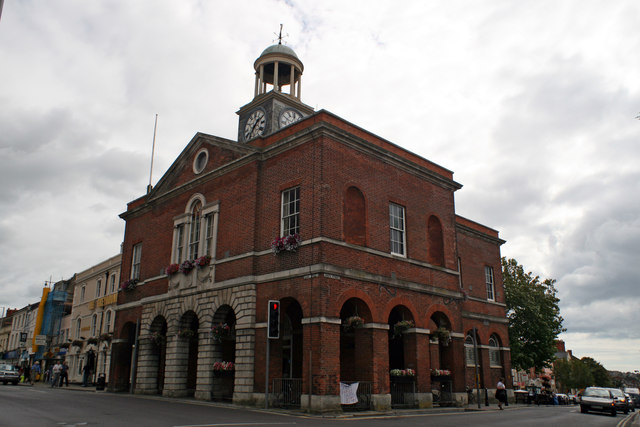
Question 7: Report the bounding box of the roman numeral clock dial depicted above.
[279,109,302,128]
[244,109,266,141]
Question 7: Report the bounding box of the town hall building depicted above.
[110,40,511,412]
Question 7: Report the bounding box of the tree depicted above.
[502,257,565,371]
[581,357,612,387]
[554,358,594,391]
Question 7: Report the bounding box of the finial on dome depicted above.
[274,24,288,45]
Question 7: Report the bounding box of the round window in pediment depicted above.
[193,149,208,174]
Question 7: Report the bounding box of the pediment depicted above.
[149,132,256,198]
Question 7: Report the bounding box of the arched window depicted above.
[465,333,477,366]
[427,215,444,266]
[188,200,202,260]
[489,335,501,366]
[172,195,220,264]
[91,314,97,336]
[343,186,366,246]
[104,311,112,334]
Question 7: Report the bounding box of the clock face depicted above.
[279,109,303,128]
[244,109,266,141]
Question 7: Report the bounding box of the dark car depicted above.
[580,387,617,416]
[624,393,635,412]
[0,364,20,385]
[607,388,630,414]
[625,389,640,408]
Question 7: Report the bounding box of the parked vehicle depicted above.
[567,393,578,404]
[0,364,20,385]
[580,387,617,416]
[607,388,630,414]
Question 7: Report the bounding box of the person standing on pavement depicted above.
[32,361,41,382]
[59,361,69,387]
[51,361,62,388]
[496,377,507,410]
[23,364,32,385]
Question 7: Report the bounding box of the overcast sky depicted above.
[1,1,638,372]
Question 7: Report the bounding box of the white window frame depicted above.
[172,194,219,264]
[109,274,116,294]
[281,187,300,236]
[80,285,86,302]
[90,314,97,337]
[485,266,495,301]
[489,336,501,367]
[75,318,82,339]
[96,279,102,298]
[188,200,202,260]
[465,334,477,366]
[389,203,406,256]
[131,243,142,280]
[104,311,111,334]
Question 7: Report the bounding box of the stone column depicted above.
[134,337,158,394]
[163,334,188,397]
[289,64,295,97]
[195,329,215,400]
[273,61,279,92]
[232,325,255,404]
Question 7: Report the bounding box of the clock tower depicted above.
[237,41,314,142]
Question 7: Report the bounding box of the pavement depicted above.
[17,380,565,418]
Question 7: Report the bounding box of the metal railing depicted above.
[390,377,416,408]
[272,378,302,408]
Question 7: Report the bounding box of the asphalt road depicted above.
[0,383,636,427]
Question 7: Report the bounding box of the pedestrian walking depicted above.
[496,377,507,410]
[22,364,32,385]
[59,361,69,387]
[32,361,41,382]
[51,361,62,388]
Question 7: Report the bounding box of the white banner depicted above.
[340,382,359,405]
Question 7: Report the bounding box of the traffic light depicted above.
[267,300,280,339]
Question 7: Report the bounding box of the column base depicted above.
[371,393,392,411]
[300,394,342,413]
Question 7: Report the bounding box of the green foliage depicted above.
[554,358,594,391]
[502,257,565,371]
[581,357,612,387]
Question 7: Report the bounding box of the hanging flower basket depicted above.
[431,368,451,377]
[72,339,84,348]
[165,263,180,276]
[195,255,212,268]
[271,233,301,254]
[150,331,165,345]
[393,320,415,338]
[213,361,235,372]
[390,368,415,377]
[99,333,112,343]
[179,260,195,274]
[87,337,99,345]
[178,329,195,339]
[59,342,70,349]
[211,323,231,342]
[120,278,139,291]
[342,316,364,332]
[433,327,451,346]
[213,361,235,377]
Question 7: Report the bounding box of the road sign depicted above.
[35,335,47,345]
